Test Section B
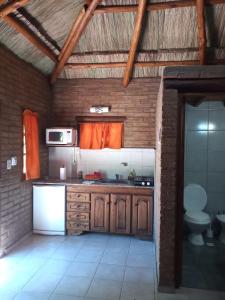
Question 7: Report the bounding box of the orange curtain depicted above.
[106,123,123,149]
[79,123,93,149]
[23,109,40,180]
[79,122,123,149]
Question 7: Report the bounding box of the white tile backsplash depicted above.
[49,148,155,179]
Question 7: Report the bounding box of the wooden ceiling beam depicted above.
[50,0,102,84]
[122,0,148,87]
[92,0,225,14]
[196,0,207,64]
[58,8,85,60]
[0,0,30,17]
[3,15,58,62]
[65,60,203,69]
[70,46,225,57]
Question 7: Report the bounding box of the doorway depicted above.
[178,96,225,291]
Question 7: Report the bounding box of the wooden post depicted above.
[50,0,102,84]
[122,0,148,87]
[3,15,57,62]
[0,0,30,17]
[196,0,207,64]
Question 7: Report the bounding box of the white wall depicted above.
[49,147,155,180]
[184,101,225,215]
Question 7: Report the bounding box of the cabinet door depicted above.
[91,193,110,232]
[110,194,131,234]
[132,195,152,236]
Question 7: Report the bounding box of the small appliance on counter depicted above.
[133,176,154,187]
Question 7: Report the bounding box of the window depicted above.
[79,122,123,149]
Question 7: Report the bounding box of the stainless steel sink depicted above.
[82,179,133,185]
[96,179,130,185]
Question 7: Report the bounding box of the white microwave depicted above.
[46,128,77,146]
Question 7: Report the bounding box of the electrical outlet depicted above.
[7,159,12,170]
[11,156,17,166]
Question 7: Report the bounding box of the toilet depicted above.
[216,214,225,244]
[184,184,211,246]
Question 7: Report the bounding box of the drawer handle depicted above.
[77,204,81,208]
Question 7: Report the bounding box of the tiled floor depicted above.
[0,233,225,300]
[182,239,225,291]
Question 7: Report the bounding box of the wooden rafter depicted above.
[196,0,207,64]
[92,0,225,14]
[0,0,30,17]
[66,60,204,69]
[70,47,225,58]
[50,0,102,84]
[58,8,85,60]
[86,0,92,5]
[3,15,57,62]
[122,0,147,87]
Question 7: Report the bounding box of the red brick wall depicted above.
[52,78,160,148]
[158,89,179,289]
[0,46,51,253]
[155,86,180,290]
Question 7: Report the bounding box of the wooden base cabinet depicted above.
[132,194,152,236]
[67,188,91,235]
[91,193,110,232]
[67,185,153,237]
[110,194,131,234]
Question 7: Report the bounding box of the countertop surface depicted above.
[32,178,154,190]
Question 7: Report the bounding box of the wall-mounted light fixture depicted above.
[90,106,110,113]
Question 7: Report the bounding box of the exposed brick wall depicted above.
[159,89,179,288]
[52,78,160,148]
[155,86,179,290]
[0,46,51,253]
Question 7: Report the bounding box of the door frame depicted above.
[174,90,225,288]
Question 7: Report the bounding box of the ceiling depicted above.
[0,0,225,82]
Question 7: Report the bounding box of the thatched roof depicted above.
[0,0,225,80]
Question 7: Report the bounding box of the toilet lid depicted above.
[184,184,207,211]
[185,211,210,223]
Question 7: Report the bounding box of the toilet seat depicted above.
[184,184,207,212]
[185,211,210,224]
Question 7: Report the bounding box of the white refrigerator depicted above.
[33,185,66,235]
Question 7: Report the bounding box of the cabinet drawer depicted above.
[67,221,90,231]
[67,212,89,222]
[67,192,90,202]
[67,202,90,211]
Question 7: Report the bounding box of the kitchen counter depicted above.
[33,178,154,194]
[33,177,154,237]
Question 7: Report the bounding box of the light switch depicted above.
[7,159,12,170]
[11,156,17,166]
